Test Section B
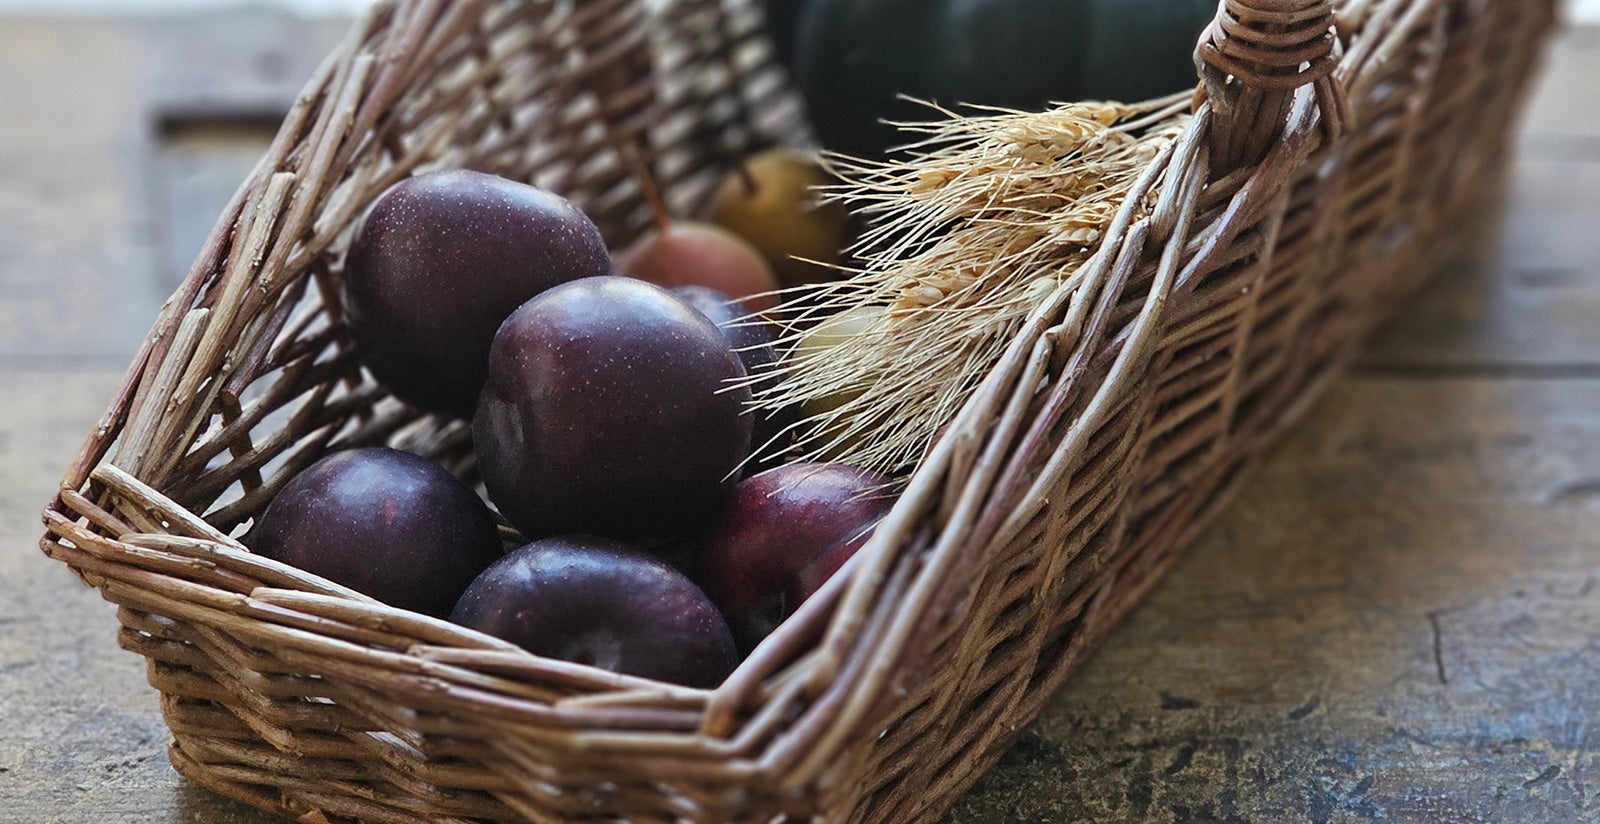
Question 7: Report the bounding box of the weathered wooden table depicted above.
[2,11,1597,824]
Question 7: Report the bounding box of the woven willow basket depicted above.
[41,0,1559,821]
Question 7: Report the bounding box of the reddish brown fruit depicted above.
[696,462,895,651]
[617,222,780,314]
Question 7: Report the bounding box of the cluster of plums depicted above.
[248,161,883,688]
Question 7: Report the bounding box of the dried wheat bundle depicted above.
[754,98,1192,475]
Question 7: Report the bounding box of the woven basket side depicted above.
[55,465,744,822]
[703,1,1355,813]
[802,0,1559,821]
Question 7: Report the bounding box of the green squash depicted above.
[761,0,812,70]
[793,0,1217,158]
[1080,0,1218,103]
[923,0,1091,113]
[792,0,939,159]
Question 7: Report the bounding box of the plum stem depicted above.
[734,153,758,197]
[619,137,673,234]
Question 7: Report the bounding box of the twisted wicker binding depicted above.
[41,0,1558,821]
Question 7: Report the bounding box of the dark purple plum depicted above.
[697,462,894,651]
[248,448,503,618]
[343,170,611,417]
[671,285,797,467]
[669,285,781,374]
[449,536,739,687]
[473,277,753,540]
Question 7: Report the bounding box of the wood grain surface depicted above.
[1,11,1596,824]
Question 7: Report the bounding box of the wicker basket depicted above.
[40,0,1559,821]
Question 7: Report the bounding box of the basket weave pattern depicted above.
[40,0,1558,822]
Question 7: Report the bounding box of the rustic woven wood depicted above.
[39,0,1559,821]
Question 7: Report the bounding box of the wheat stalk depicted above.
[749,98,1191,476]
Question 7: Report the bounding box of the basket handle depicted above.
[1195,0,1349,172]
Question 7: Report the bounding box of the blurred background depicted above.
[0,0,1593,351]
[3,2,1600,823]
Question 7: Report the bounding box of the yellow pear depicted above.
[707,148,851,288]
